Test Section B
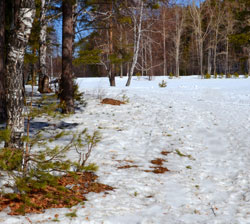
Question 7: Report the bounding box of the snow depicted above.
[1,76,250,223]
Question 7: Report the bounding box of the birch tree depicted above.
[38,0,51,93]
[5,0,36,148]
[189,0,212,76]
[172,5,185,77]
[126,0,144,86]
[162,6,167,76]
[210,1,223,75]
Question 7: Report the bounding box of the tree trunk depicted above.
[5,0,36,149]
[141,37,145,76]
[248,50,250,76]
[212,24,219,75]
[163,8,167,76]
[207,47,212,74]
[60,0,75,114]
[149,37,153,80]
[174,8,184,77]
[13,0,21,27]
[108,2,115,86]
[126,0,143,86]
[119,24,123,78]
[0,0,6,123]
[38,0,50,93]
[225,37,229,74]
[72,0,78,54]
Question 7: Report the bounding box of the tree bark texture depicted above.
[38,0,51,93]
[108,1,115,86]
[0,0,6,123]
[108,27,116,86]
[174,8,183,77]
[126,0,143,86]
[5,0,36,149]
[162,8,167,76]
[60,0,74,114]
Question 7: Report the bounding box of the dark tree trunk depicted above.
[0,0,6,123]
[14,0,21,24]
[5,0,36,149]
[109,69,115,86]
[60,0,74,114]
[108,1,115,87]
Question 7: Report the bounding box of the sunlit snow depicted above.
[1,76,250,224]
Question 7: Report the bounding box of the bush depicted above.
[205,73,211,79]
[159,80,167,88]
[0,129,101,215]
[219,73,224,78]
[135,72,141,80]
[244,73,249,78]
[169,72,174,79]
[214,73,218,79]
[226,73,232,78]
[234,72,239,78]
[0,89,100,215]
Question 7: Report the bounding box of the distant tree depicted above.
[229,0,250,74]
[5,0,36,148]
[172,5,185,77]
[189,0,213,76]
[60,0,75,114]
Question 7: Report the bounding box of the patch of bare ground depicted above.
[0,172,113,215]
[150,158,166,166]
[116,160,138,169]
[117,165,139,169]
[101,98,125,105]
[161,150,171,156]
[151,167,170,174]
[143,158,170,174]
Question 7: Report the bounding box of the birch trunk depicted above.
[149,37,153,80]
[5,0,36,149]
[212,30,218,75]
[225,37,229,74]
[0,0,6,122]
[38,0,50,93]
[163,8,167,76]
[207,47,212,74]
[126,0,143,86]
[189,1,212,77]
[199,36,203,76]
[141,37,145,76]
[174,8,183,78]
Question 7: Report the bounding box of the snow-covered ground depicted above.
[1,76,250,223]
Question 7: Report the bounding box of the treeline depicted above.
[73,0,250,82]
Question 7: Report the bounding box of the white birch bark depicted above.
[126,0,144,86]
[173,7,184,77]
[5,0,36,148]
[162,8,167,76]
[189,0,212,76]
[207,47,212,74]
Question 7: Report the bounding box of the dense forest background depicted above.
[27,0,250,79]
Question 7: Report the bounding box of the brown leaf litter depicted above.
[0,172,113,215]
